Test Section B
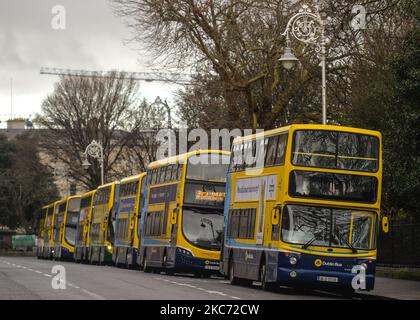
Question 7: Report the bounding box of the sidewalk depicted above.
[362,276,420,300]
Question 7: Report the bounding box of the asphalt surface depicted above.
[0,257,399,300]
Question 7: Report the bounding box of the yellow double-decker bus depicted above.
[89,181,119,265]
[52,195,81,260]
[113,173,146,268]
[221,124,386,294]
[74,191,96,263]
[42,203,55,259]
[139,150,230,276]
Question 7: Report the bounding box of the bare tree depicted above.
[120,98,169,174]
[112,0,401,130]
[36,72,143,190]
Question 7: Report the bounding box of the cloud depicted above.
[0,0,159,120]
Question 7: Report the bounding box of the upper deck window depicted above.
[147,163,183,186]
[186,154,230,182]
[230,133,288,172]
[94,186,111,205]
[292,130,379,172]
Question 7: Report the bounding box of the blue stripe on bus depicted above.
[142,238,169,245]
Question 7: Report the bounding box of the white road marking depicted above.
[0,259,105,300]
[154,277,242,300]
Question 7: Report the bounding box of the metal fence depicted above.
[377,219,420,267]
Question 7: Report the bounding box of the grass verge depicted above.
[376,266,420,281]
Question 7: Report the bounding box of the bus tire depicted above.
[228,256,240,285]
[163,251,172,275]
[143,253,151,273]
[260,261,275,291]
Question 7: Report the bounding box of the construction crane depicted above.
[40,67,185,128]
[40,67,192,85]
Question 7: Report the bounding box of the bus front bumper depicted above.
[53,245,74,260]
[174,248,220,273]
[275,252,376,291]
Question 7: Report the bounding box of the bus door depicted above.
[121,195,135,246]
[165,185,177,245]
[236,176,277,245]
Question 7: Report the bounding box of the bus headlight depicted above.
[177,247,193,256]
[360,263,368,270]
[107,245,112,252]
[290,271,297,278]
[289,256,298,266]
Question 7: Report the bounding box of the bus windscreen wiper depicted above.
[302,236,317,249]
[334,228,357,253]
[302,226,327,249]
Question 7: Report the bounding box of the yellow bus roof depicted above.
[233,124,382,144]
[67,195,81,201]
[120,172,146,184]
[97,180,119,190]
[148,149,231,169]
[81,190,96,198]
[53,198,67,206]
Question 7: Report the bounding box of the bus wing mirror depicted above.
[382,216,389,233]
[171,208,178,225]
[271,203,281,225]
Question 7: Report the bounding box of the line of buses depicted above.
[36,124,388,293]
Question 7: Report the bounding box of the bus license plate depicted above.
[204,265,219,270]
[317,276,339,283]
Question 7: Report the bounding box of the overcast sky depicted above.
[0,0,180,127]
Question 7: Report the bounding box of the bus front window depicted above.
[186,154,230,182]
[182,208,224,251]
[281,205,376,250]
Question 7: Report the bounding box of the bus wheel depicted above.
[229,257,240,285]
[143,256,151,273]
[260,262,274,291]
[163,253,172,275]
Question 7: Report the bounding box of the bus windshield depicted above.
[281,205,376,250]
[186,154,230,182]
[292,130,379,172]
[182,207,224,251]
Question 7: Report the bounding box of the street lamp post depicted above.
[280,4,328,125]
[82,139,104,185]
[153,96,172,129]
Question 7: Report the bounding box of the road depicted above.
[0,257,397,300]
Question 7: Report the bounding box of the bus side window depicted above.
[177,163,184,180]
[171,164,178,181]
[228,210,239,238]
[145,213,151,236]
[165,165,173,182]
[265,136,279,166]
[249,209,256,239]
[160,167,166,184]
[230,145,237,172]
[255,139,267,168]
[275,134,288,165]
[244,142,252,168]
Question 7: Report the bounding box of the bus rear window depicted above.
[292,130,379,172]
